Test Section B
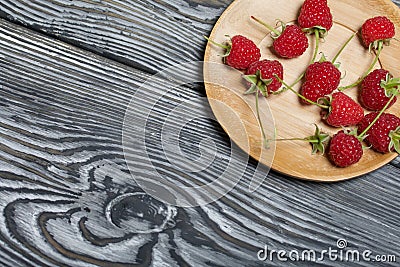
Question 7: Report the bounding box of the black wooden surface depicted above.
[0,0,399,266]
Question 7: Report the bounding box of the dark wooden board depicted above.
[0,0,399,266]
[0,0,231,74]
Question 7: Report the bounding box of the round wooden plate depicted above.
[204,0,400,181]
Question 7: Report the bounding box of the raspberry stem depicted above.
[289,73,305,88]
[251,16,281,36]
[276,75,329,109]
[332,32,357,64]
[289,33,355,88]
[358,93,396,138]
[203,36,230,50]
[254,89,268,147]
[243,70,270,148]
[339,41,383,91]
[310,30,320,64]
[267,124,330,154]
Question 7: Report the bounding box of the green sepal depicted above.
[204,35,231,60]
[259,84,269,97]
[305,124,331,155]
[368,38,391,52]
[362,144,372,150]
[344,127,367,143]
[242,70,272,97]
[302,26,328,37]
[243,74,258,87]
[244,84,258,95]
[221,35,232,59]
[388,126,400,154]
[318,95,332,119]
[270,20,286,40]
[317,53,341,69]
[347,127,358,136]
[380,73,400,97]
[340,70,347,80]
[318,53,327,63]
[334,62,341,69]
[318,95,332,106]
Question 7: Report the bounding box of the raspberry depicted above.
[328,131,363,167]
[245,60,284,93]
[357,112,400,153]
[205,35,261,70]
[324,92,364,127]
[360,69,397,111]
[361,16,395,48]
[301,61,341,103]
[272,24,309,58]
[298,0,333,32]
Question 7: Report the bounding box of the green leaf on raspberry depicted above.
[345,127,360,137]
[302,26,328,37]
[380,74,400,97]
[243,70,272,97]
[369,38,392,53]
[305,124,331,154]
[259,85,268,97]
[317,53,327,62]
[243,84,258,95]
[388,126,400,154]
[317,53,341,69]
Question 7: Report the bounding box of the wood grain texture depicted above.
[0,0,230,74]
[0,0,399,267]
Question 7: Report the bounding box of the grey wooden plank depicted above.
[0,17,400,267]
[0,0,231,74]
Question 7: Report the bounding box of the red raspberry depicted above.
[298,0,333,32]
[272,24,309,58]
[225,35,261,70]
[357,112,400,153]
[328,131,363,167]
[245,60,284,93]
[305,61,341,87]
[301,61,341,103]
[301,80,332,103]
[323,92,364,127]
[251,17,309,58]
[361,16,395,48]
[360,69,397,111]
